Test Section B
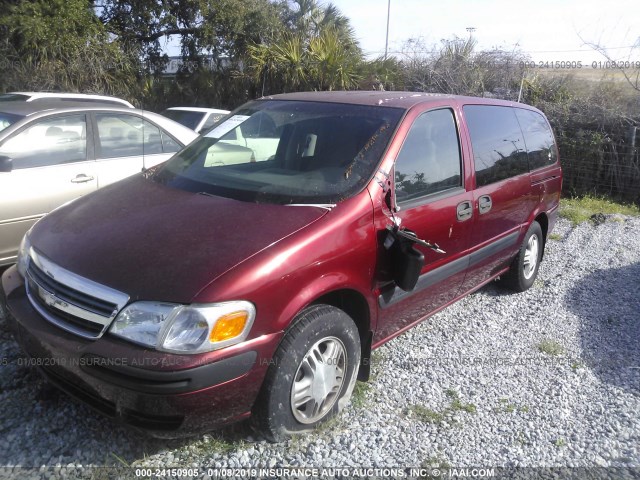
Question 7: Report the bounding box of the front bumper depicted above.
[1,265,282,437]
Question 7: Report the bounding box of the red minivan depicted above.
[0,92,561,441]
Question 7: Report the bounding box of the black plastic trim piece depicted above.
[379,231,519,309]
[40,364,117,417]
[468,231,518,268]
[41,365,184,431]
[379,255,469,309]
[80,350,257,395]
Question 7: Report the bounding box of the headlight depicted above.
[16,231,32,278]
[110,300,256,354]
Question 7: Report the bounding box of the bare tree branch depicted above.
[578,32,640,93]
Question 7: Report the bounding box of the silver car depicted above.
[0,100,198,266]
[0,92,135,108]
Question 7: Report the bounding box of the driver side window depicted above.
[0,115,87,169]
[395,108,462,203]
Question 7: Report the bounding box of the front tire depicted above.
[253,304,361,442]
[501,221,543,292]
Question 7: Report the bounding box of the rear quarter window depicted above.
[464,105,528,187]
[514,108,558,169]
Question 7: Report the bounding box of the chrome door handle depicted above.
[456,200,473,221]
[71,174,94,183]
[479,195,492,214]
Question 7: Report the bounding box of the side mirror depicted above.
[392,241,424,291]
[383,226,445,292]
[384,229,425,292]
[0,156,13,172]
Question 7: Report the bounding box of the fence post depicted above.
[629,126,639,204]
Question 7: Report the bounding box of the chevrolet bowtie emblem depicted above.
[40,287,68,310]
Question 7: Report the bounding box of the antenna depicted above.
[384,0,391,60]
[141,99,146,173]
[141,89,146,173]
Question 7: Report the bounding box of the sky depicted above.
[327,0,640,63]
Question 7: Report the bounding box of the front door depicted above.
[0,114,95,264]
[374,107,474,343]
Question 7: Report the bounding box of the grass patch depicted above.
[548,233,562,241]
[421,455,452,478]
[204,437,238,454]
[409,389,477,426]
[495,398,529,414]
[313,413,344,436]
[497,398,516,413]
[171,435,239,460]
[351,381,371,409]
[409,405,445,424]
[560,195,640,226]
[537,339,565,356]
[571,360,585,372]
[555,438,567,447]
[445,389,477,413]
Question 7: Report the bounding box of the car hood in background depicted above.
[30,175,327,303]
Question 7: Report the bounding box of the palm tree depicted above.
[289,0,357,47]
[247,0,363,94]
[248,33,308,93]
[308,28,361,91]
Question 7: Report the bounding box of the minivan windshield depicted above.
[152,100,404,204]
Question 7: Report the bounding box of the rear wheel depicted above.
[253,304,361,442]
[501,221,543,292]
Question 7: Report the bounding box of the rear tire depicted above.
[501,221,543,292]
[253,304,361,442]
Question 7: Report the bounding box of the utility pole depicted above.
[384,0,391,60]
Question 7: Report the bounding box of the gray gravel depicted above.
[0,216,638,474]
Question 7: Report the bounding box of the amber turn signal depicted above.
[209,311,249,342]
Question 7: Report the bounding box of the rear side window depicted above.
[96,114,164,158]
[515,109,557,169]
[395,108,462,202]
[161,132,182,153]
[464,105,528,187]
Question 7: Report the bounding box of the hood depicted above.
[31,175,327,302]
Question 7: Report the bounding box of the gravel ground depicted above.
[0,216,638,476]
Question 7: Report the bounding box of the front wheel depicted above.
[501,221,543,292]
[253,304,361,442]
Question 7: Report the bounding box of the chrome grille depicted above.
[25,249,129,339]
